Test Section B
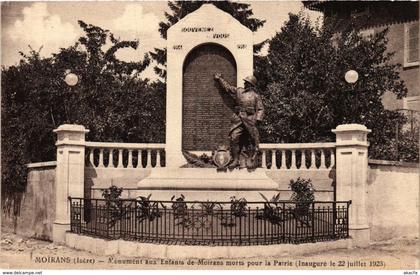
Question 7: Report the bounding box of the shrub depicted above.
[289,177,315,217]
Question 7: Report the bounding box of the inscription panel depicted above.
[182,44,237,151]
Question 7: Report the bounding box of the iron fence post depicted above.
[156,205,159,241]
[256,206,259,244]
[282,202,285,243]
[347,201,351,238]
[163,206,166,243]
[229,207,233,244]
[106,200,110,239]
[311,202,315,242]
[211,207,214,244]
[120,202,123,239]
[264,206,267,244]
[238,209,242,245]
[173,206,176,240]
[201,205,204,244]
[78,198,82,234]
[248,206,251,244]
[68,197,72,233]
[94,199,98,236]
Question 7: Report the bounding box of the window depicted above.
[404,22,419,67]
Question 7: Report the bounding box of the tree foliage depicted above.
[150,1,266,81]
[255,14,414,161]
[1,21,165,199]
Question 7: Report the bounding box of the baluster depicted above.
[280,150,286,169]
[156,150,161,168]
[301,149,307,169]
[127,149,133,168]
[330,149,335,168]
[98,148,104,168]
[270,150,276,169]
[320,149,326,169]
[290,149,297,169]
[261,150,267,168]
[88,149,94,167]
[146,150,152,168]
[117,149,123,168]
[137,150,143,168]
[310,149,316,169]
[109,149,114,168]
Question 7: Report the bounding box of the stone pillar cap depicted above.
[53,124,89,133]
[332,123,371,133]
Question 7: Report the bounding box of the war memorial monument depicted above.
[9,4,417,261]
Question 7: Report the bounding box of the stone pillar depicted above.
[332,124,371,247]
[165,4,253,168]
[53,124,89,243]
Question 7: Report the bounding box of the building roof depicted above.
[302,1,328,12]
[303,1,418,31]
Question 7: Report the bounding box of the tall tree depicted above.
[255,14,414,161]
[1,21,164,206]
[150,1,266,81]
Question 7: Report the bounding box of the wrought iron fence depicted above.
[69,197,351,246]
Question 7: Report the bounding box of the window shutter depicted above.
[407,24,419,63]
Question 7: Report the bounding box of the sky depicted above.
[1,1,321,80]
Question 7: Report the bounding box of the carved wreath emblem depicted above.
[212,145,232,168]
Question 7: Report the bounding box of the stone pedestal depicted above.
[332,124,371,247]
[137,168,279,201]
[53,124,89,243]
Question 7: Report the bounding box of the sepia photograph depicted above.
[1,0,419,272]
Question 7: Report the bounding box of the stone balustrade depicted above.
[85,142,165,168]
[85,141,334,170]
[259,143,336,170]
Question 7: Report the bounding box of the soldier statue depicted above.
[214,73,264,169]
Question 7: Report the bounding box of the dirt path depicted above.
[1,232,418,270]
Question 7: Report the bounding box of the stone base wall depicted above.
[86,167,335,201]
[266,170,335,201]
[1,162,56,240]
[85,167,151,198]
[65,232,350,258]
[367,160,419,241]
